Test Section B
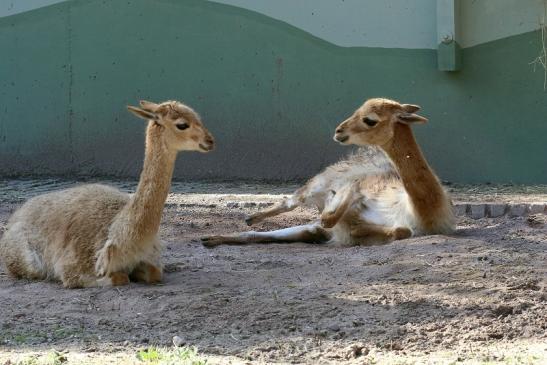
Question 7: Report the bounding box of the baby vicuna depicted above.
[203,98,453,247]
[0,100,214,288]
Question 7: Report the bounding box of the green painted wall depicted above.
[459,0,545,47]
[0,0,546,183]
[5,0,545,49]
[211,0,438,49]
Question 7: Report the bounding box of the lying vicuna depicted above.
[0,100,214,288]
[202,98,453,247]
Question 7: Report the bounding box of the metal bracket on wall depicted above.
[437,0,462,71]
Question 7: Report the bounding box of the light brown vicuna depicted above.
[202,98,454,247]
[0,100,214,288]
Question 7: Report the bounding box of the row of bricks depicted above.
[453,203,547,219]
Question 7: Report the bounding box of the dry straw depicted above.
[530,0,547,90]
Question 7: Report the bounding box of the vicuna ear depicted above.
[401,104,421,113]
[397,113,428,124]
[139,100,159,112]
[127,106,159,121]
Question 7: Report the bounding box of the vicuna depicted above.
[202,98,453,247]
[0,100,214,288]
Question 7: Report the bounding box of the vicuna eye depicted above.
[176,123,189,130]
[363,117,378,127]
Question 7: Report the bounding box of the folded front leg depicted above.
[245,196,300,226]
[130,262,163,284]
[95,239,118,277]
[321,181,361,228]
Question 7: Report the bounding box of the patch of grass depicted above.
[136,346,207,365]
[44,350,68,365]
[12,350,67,365]
[14,356,39,365]
[477,353,543,365]
[14,334,32,344]
[1,325,86,345]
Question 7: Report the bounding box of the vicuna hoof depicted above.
[201,236,223,248]
[109,272,130,286]
[320,214,338,229]
[130,262,163,284]
[393,227,412,240]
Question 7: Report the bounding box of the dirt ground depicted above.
[0,179,546,364]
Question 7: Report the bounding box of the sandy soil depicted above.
[0,180,546,364]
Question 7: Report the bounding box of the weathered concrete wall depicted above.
[211,0,438,49]
[0,0,65,17]
[459,0,546,47]
[0,0,546,182]
[4,0,545,48]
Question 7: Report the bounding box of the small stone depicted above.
[243,202,257,208]
[488,332,504,339]
[345,343,368,359]
[384,341,404,351]
[469,204,486,219]
[226,202,239,208]
[453,204,468,216]
[487,204,507,217]
[172,335,185,347]
[492,305,513,317]
[509,204,528,217]
[527,215,545,228]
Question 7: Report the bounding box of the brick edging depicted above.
[223,201,547,219]
[453,203,547,219]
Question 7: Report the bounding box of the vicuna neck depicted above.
[381,123,450,232]
[125,122,177,238]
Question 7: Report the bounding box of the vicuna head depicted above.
[334,98,428,147]
[127,100,215,152]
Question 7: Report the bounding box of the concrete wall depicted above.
[211,0,438,49]
[4,0,545,48]
[0,0,64,17]
[460,0,546,47]
[0,0,546,183]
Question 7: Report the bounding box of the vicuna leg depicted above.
[245,194,302,226]
[0,224,45,280]
[61,265,129,289]
[109,272,130,286]
[130,262,163,284]
[350,223,412,246]
[202,223,330,247]
[321,181,360,228]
